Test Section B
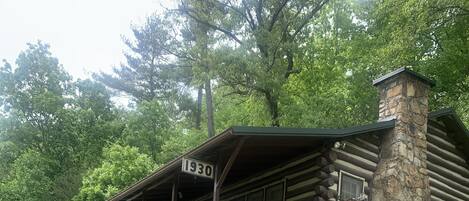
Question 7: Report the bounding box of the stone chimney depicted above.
[371,67,435,201]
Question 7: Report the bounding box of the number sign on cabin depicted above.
[181,158,214,179]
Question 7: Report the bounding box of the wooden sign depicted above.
[181,157,214,179]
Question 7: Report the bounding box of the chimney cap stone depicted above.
[372,67,436,87]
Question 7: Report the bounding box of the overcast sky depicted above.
[0,0,175,79]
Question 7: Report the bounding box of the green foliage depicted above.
[180,0,331,126]
[0,42,71,114]
[156,129,207,164]
[0,42,123,200]
[0,150,55,201]
[71,79,124,168]
[367,0,469,124]
[122,100,172,162]
[75,79,114,120]
[0,42,76,163]
[94,15,195,122]
[282,0,378,127]
[213,86,271,128]
[0,140,21,181]
[73,144,154,201]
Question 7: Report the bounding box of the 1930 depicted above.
[181,158,214,179]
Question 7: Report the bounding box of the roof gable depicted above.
[429,108,469,158]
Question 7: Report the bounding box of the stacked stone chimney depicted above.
[371,68,435,201]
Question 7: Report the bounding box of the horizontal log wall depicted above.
[193,149,333,201]
[329,134,380,201]
[284,151,336,201]
[427,120,469,201]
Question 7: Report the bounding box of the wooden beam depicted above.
[333,148,377,172]
[286,191,317,201]
[430,186,464,201]
[222,150,322,194]
[334,159,373,181]
[352,138,379,154]
[320,178,335,187]
[171,174,179,201]
[427,132,462,156]
[315,186,337,199]
[428,169,469,196]
[213,158,220,201]
[213,138,246,201]
[322,151,337,163]
[427,141,468,168]
[343,141,379,163]
[430,177,468,200]
[427,151,469,178]
[146,173,175,190]
[217,138,246,187]
[427,161,469,186]
[126,192,143,201]
[321,164,336,174]
[312,196,326,201]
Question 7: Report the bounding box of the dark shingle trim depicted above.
[231,120,395,137]
[429,108,468,135]
[372,67,436,87]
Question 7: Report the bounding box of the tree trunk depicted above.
[205,80,215,137]
[265,91,280,127]
[195,85,203,130]
[190,1,216,138]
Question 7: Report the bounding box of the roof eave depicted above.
[231,120,395,137]
[372,67,436,87]
[429,108,468,135]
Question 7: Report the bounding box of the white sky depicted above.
[0,0,175,79]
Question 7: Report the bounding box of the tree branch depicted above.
[180,7,244,45]
[242,0,257,30]
[256,0,263,25]
[292,0,330,38]
[284,50,297,78]
[268,0,290,31]
[214,0,256,30]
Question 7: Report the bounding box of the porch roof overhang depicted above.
[109,120,396,201]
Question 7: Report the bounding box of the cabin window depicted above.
[265,183,283,201]
[338,171,365,200]
[226,181,284,201]
[246,190,263,201]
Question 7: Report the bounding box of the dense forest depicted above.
[0,0,467,200]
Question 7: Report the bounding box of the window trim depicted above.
[338,170,365,200]
[225,179,285,201]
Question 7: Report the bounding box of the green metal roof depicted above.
[231,120,395,137]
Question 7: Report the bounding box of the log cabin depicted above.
[109,67,469,201]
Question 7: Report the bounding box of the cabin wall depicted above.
[193,148,337,201]
[327,120,469,201]
[203,132,382,201]
[328,121,469,201]
[193,120,469,201]
[426,120,469,201]
[328,133,380,201]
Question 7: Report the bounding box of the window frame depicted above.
[225,179,285,201]
[337,170,365,200]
